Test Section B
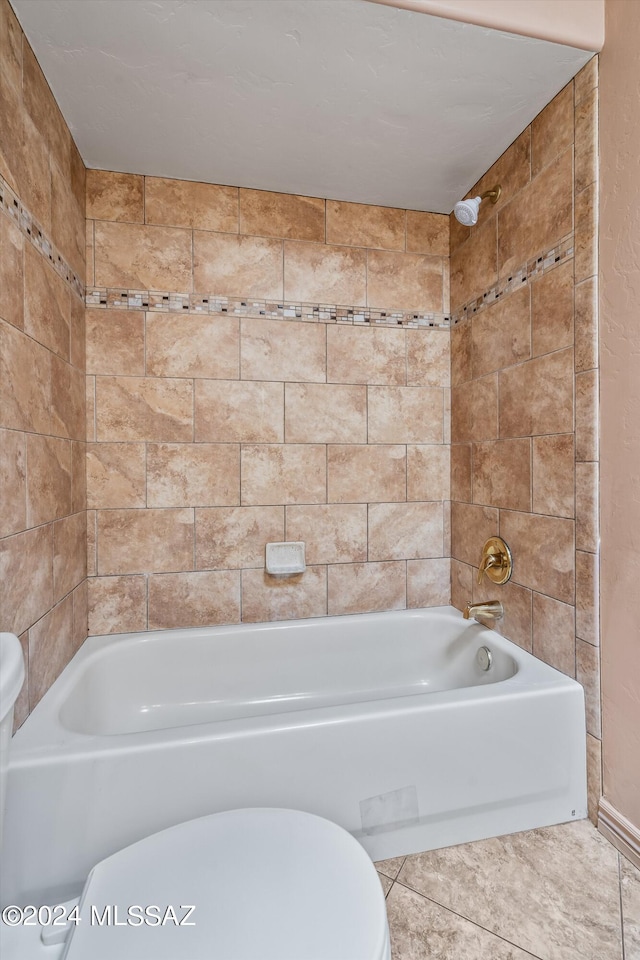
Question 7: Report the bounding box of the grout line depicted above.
[391,877,547,960]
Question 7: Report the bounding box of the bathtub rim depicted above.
[11,605,583,762]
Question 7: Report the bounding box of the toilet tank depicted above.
[0,633,25,853]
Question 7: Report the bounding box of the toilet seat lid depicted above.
[63,808,389,960]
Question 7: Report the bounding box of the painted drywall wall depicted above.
[599,0,640,833]
[367,0,604,51]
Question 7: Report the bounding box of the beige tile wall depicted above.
[0,0,87,727]
[86,173,451,632]
[449,61,600,818]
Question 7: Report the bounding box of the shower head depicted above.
[453,185,502,226]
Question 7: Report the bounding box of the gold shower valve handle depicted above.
[477,537,513,585]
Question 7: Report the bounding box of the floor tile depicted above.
[397,820,622,960]
[620,854,640,960]
[378,872,393,897]
[376,856,406,880]
[387,883,539,960]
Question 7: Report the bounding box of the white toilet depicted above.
[0,634,390,959]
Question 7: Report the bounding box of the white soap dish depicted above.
[266,542,306,576]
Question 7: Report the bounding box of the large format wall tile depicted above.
[499,348,573,438]
[22,42,69,190]
[531,83,574,177]
[326,200,405,250]
[17,114,52,233]
[327,561,406,616]
[327,444,406,503]
[368,502,444,561]
[500,511,575,603]
[86,310,145,376]
[146,443,240,507]
[241,444,326,505]
[451,375,498,443]
[1,4,87,727]
[86,170,144,223]
[285,504,367,565]
[407,558,450,608]
[148,571,241,629]
[53,511,87,603]
[366,249,444,311]
[26,434,71,526]
[405,211,449,256]
[240,189,323,242]
[472,438,532,512]
[450,444,472,503]
[284,240,367,304]
[195,506,284,570]
[368,386,443,443]
[240,316,326,383]
[532,592,576,676]
[407,445,450,502]
[96,376,193,441]
[285,383,366,444]
[24,243,70,359]
[241,566,327,622]
[492,579,533,652]
[327,325,405,385]
[450,216,497,311]
[406,329,450,387]
[531,258,574,357]
[95,221,193,290]
[147,178,238,232]
[87,443,146,509]
[532,435,575,518]
[471,285,531,378]
[498,148,573,277]
[88,575,148,635]
[0,213,24,330]
[146,313,239,379]
[51,162,85,276]
[0,428,26,537]
[28,594,76,709]
[451,501,498,567]
[97,508,194,575]
[195,380,283,443]
[51,355,85,440]
[451,322,472,386]
[194,232,283,299]
[0,524,53,637]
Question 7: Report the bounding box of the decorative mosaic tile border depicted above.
[450,234,574,326]
[0,173,84,301]
[1,169,573,330]
[86,235,573,330]
[84,287,451,329]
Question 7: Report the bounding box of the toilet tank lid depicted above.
[63,807,389,960]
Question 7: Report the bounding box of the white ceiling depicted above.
[11,0,592,213]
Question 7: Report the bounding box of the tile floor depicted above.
[376,820,640,960]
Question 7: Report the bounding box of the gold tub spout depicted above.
[463,600,504,622]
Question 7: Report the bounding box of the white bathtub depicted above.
[2,606,587,907]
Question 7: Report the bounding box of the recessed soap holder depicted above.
[266,541,306,576]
